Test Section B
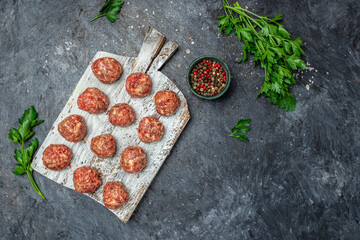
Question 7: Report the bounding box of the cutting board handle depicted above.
[132,27,178,74]
[147,41,178,74]
[131,27,166,73]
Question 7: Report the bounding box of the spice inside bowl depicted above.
[187,56,230,99]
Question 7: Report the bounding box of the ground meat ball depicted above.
[73,166,102,193]
[126,73,152,98]
[138,116,164,143]
[77,88,109,114]
[120,146,147,173]
[58,115,87,143]
[91,57,122,84]
[108,103,135,127]
[154,90,180,116]
[103,181,129,209]
[90,134,116,158]
[42,144,72,170]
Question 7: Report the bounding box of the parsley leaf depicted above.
[229,119,251,142]
[90,0,124,23]
[13,164,26,175]
[8,106,45,199]
[219,0,306,111]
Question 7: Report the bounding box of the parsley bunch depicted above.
[90,0,124,23]
[218,0,306,111]
[8,106,45,199]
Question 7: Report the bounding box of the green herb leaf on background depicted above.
[13,164,26,175]
[8,106,45,199]
[218,1,306,111]
[230,119,251,142]
[90,0,124,23]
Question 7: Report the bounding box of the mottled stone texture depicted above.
[1,0,359,239]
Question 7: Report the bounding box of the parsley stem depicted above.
[27,171,46,199]
[90,13,106,22]
[19,137,45,199]
[226,6,265,42]
[223,0,234,19]
[234,5,263,20]
[230,7,263,29]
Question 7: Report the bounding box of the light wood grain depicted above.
[32,28,190,223]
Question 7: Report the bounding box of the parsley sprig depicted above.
[218,1,306,111]
[90,0,124,23]
[8,106,45,199]
[229,119,251,142]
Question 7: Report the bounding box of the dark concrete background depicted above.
[1,0,360,239]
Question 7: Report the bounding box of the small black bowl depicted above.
[186,55,231,100]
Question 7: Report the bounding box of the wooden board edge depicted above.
[121,103,190,223]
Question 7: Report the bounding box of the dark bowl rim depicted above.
[186,55,231,100]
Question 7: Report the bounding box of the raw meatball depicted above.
[138,116,164,143]
[120,146,147,173]
[77,88,109,114]
[103,181,129,209]
[42,144,72,170]
[58,115,87,143]
[154,90,180,116]
[108,103,135,127]
[126,73,151,98]
[90,134,116,158]
[92,57,122,84]
[73,166,102,193]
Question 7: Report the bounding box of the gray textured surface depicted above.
[1,0,359,239]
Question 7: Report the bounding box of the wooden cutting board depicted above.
[32,27,190,223]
